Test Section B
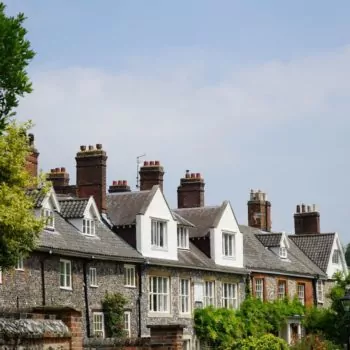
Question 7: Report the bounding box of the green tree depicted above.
[0,2,35,133]
[237,334,289,350]
[0,121,45,269]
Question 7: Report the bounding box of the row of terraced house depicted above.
[0,136,347,349]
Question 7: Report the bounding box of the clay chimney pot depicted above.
[123,180,127,185]
[144,161,149,166]
[96,143,102,150]
[80,145,86,151]
[150,161,155,166]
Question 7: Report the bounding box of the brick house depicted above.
[106,163,248,349]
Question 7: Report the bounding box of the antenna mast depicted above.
[136,153,146,189]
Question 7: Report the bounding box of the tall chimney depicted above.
[294,203,320,234]
[247,189,271,232]
[139,160,164,191]
[177,170,205,208]
[25,133,39,178]
[76,144,107,213]
[46,167,77,195]
[109,180,131,193]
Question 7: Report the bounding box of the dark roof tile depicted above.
[256,233,282,247]
[58,198,89,218]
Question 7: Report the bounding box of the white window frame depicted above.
[183,339,191,350]
[279,247,287,259]
[60,259,72,290]
[93,312,105,338]
[42,208,54,230]
[317,280,324,303]
[278,280,286,300]
[222,232,236,258]
[124,311,131,337]
[179,279,191,314]
[149,276,170,313]
[83,218,95,236]
[255,278,264,300]
[222,283,237,309]
[332,249,340,264]
[124,265,136,288]
[16,257,24,271]
[297,284,305,305]
[177,226,189,249]
[89,267,97,287]
[151,220,167,249]
[204,281,215,307]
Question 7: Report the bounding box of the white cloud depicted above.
[16,46,350,202]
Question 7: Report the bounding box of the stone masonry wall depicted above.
[0,252,140,338]
[140,265,245,338]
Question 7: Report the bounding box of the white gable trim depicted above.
[281,233,290,249]
[84,196,101,222]
[326,233,348,279]
[42,187,60,212]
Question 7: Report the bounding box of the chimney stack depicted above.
[76,144,107,213]
[46,167,77,195]
[25,133,39,179]
[294,203,320,234]
[139,160,164,191]
[247,189,271,232]
[177,170,205,208]
[109,180,131,193]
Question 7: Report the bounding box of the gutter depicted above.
[248,268,324,279]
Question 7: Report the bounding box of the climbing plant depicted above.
[101,292,128,338]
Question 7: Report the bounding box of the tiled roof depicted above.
[58,198,89,218]
[256,233,282,247]
[173,204,226,238]
[38,212,143,261]
[106,187,157,226]
[26,188,47,208]
[172,211,195,227]
[241,225,326,278]
[148,242,248,274]
[289,233,335,272]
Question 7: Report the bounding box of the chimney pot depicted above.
[196,173,201,178]
[80,145,86,151]
[55,167,60,172]
[117,180,122,185]
[113,180,117,186]
[150,161,155,166]
[307,205,311,212]
[190,173,195,178]
[301,204,306,213]
[296,205,300,213]
[88,145,94,151]
[144,161,149,166]
[96,143,102,150]
[60,167,66,172]
[51,168,55,173]
[185,170,190,178]
[123,180,127,185]
[155,160,160,165]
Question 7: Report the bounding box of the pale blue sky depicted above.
[5,1,350,242]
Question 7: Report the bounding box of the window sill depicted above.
[179,313,192,319]
[60,286,73,291]
[148,312,171,318]
[222,256,236,260]
[151,246,168,252]
[90,285,98,288]
[15,269,24,272]
[124,285,136,289]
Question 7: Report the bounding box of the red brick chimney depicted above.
[177,170,205,208]
[247,189,272,232]
[76,144,107,213]
[25,133,39,178]
[294,204,320,234]
[108,180,131,193]
[46,167,77,195]
[139,160,164,191]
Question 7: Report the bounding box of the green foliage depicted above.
[194,297,305,349]
[102,292,128,338]
[345,244,350,267]
[0,2,35,132]
[290,334,340,350]
[237,334,289,350]
[0,121,45,269]
[303,272,350,346]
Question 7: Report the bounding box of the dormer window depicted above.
[279,247,287,259]
[42,208,54,230]
[332,249,340,264]
[177,227,189,249]
[151,219,167,248]
[83,219,95,236]
[222,232,236,258]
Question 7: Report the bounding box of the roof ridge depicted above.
[174,205,221,211]
[107,190,151,196]
[289,233,335,237]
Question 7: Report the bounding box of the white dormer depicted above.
[38,187,60,230]
[136,186,178,260]
[279,234,290,259]
[327,233,348,278]
[210,201,244,268]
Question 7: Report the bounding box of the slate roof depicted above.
[241,225,326,278]
[148,241,248,274]
[289,233,335,273]
[256,233,282,247]
[173,204,226,238]
[58,198,89,218]
[107,188,156,226]
[38,212,143,261]
[172,211,195,227]
[26,188,46,208]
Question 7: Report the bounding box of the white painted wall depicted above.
[210,202,244,268]
[327,233,348,278]
[136,188,178,260]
